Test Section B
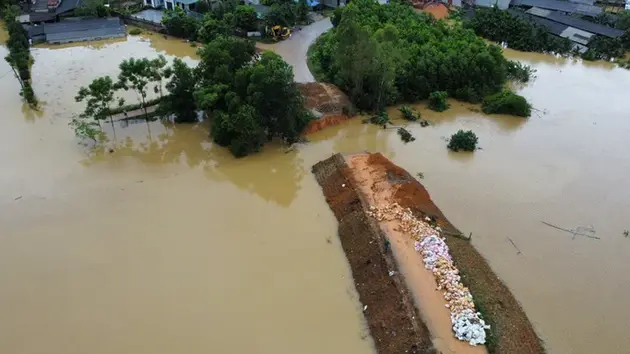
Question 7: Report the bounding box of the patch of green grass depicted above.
[128,28,142,35]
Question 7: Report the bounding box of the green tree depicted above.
[617,10,630,31]
[481,90,531,117]
[234,5,258,31]
[69,116,101,143]
[265,3,296,27]
[309,0,524,110]
[334,10,397,111]
[150,55,170,99]
[75,0,110,17]
[464,7,572,55]
[118,58,154,120]
[161,58,198,123]
[194,37,311,157]
[197,15,233,43]
[428,91,449,112]
[296,0,309,24]
[75,76,120,131]
[448,130,478,152]
[3,5,37,106]
[162,7,200,40]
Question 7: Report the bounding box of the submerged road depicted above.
[256,18,333,83]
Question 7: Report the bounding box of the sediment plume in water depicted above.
[312,153,544,354]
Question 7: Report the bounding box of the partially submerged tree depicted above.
[68,115,101,143]
[150,55,170,99]
[481,90,531,117]
[448,130,478,152]
[75,76,121,132]
[399,106,419,121]
[118,58,155,120]
[428,91,449,112]
[3,6,37,106]
[194,37,312,157]
[162,58,198,123]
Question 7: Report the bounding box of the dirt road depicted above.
[257,19,333,83]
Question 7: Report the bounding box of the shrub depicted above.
[364,111,391,126]
[397,127,415,143]
[448,130,478,152]
[428,91,449,112]
[506,61,536,83]
[399,105,419,121]
[129,28,142,35]
[482,90,531,117]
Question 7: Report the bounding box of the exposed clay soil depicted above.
[359,153,545,354]
[346,154,487,354]
[312,154,437,354]
[298,83,354,134]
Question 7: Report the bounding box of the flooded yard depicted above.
[1,23,629,354]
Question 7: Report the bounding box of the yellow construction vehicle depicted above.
[268,25,291,41]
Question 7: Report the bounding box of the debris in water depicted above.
[541,221,600,240]
[389,271,396,276]
[624,230,629,238]
[508,237,522,255]
[363,305,368,311]
[14,196,22,200]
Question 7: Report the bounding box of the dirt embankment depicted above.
[312,153,545,354]
[298,83,354,134]
[312,154,437,354]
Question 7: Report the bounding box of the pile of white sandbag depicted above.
[368,203,489,346]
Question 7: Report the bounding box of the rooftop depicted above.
[525,7,625,37]
[511,0,602,16]
[42,17,125,43]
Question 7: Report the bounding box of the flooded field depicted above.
[1,23,630,354]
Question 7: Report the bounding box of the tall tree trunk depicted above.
[9,66,25,89]
[109,115,117,142]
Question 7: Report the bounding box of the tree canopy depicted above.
[162,7,200,40]
[194,37,312,157]
[3,6,37,106]
[310,0,518,111]
[161,58,198,123]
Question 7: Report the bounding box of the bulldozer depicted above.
[268,25,291,41]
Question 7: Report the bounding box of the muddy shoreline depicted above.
[312,153,544,354]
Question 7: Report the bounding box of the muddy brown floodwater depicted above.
[1,21,629,354]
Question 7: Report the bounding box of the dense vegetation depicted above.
[465,7,573,55]
[194,37,312,157]
[162,0,303,41]
[3,6,37,106]
[482,90,532,117]
[448,130,478,152]
[466,7,627,61]
[310,0,526,112]
[72,37,311,157]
